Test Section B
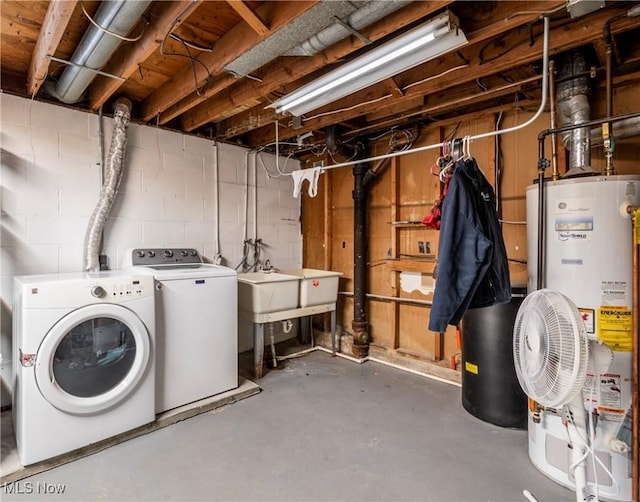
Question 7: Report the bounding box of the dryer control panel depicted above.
[129,248,202,267]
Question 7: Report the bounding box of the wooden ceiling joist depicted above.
[244,3,639,146]
[226,1,269,36]
[27,0,78,97]
[89,0,203,110]
[139,0,319,122]
[210,0,564,140]
[178,0,452,131]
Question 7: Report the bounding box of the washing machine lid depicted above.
[34,303,151,415]
[131,264,237,280]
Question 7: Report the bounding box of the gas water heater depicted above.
[526,175,639,502]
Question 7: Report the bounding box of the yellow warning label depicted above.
[465,361,478,375]
[635,209,640,244]
[597,306,632,352]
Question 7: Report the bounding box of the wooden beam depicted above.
[89,0,202,110]
[205,0,564,138]
[27,0,78,97]
[226,1,269,36]
[139,1,319,122]
[178,1,452,130]
[245,4,640,146]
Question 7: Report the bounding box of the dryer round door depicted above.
[35,303,151,415]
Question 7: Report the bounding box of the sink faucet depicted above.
[262,260,278,273]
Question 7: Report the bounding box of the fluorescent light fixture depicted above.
[268,11,467,117]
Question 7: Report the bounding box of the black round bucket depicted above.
[461,287,527,429]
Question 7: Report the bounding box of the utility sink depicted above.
[237,272,299,314]
[279,268,342,307]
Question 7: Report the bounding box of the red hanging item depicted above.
[422,176,451,230]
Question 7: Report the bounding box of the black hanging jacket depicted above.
[428,157,511,333]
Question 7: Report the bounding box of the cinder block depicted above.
[102,218,144,269]
[0,214,27,245]
[278,221,301,243]
[30,101,89,138]
[218,182,244,222]
[58,245,84,273]
[132,125,183,154]
[11,184,60,216]
[26,129,60,161]
[59,186,99,216]
[143,163,185,198]
[59,134,100,166]
[1,244,59,275]
[1,94,28,126]
[142,221,185,245]
[26,215,87,245]
[185,221,216,245]
[164,195,204,221]
[184,134,215,160]
[111,190,164,220]
[256,187,279,213]
[267,205,297,224]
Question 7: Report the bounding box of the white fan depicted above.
[513,289,593,502]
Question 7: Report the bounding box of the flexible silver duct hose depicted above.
[556,49,591,171]
[82,98,132,271]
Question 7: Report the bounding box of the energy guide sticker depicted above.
[597,307,632,351]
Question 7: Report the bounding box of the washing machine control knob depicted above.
[190,250,197,257]
[163,249,173,258]
[136,250,145,258]
[91,285,107,298]
[180,250,188,257]
[147,250,155,257]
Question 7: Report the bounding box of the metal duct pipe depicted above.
[285,0,410,56]
[83,98,132,271]
[55,0,150,104]
[590,117,640,147]
[556,49,592,174]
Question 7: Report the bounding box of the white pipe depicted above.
[300,16,551,173]
[242,150,250,243]
[253,151,258,242]
[276,345,461,387]
[212,141,221,260]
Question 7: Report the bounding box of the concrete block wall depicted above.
[0,93,302,406]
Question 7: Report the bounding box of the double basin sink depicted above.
[237,269,342,314]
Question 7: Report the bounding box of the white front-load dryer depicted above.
[12,272,155,466]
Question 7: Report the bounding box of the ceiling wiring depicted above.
[160,6,213,96]
[80,0,148,42]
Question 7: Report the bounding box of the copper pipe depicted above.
[548,60,560,181]
[604,41,615,176]
[632,208,639,502]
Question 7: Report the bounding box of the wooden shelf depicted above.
[386,258,435,273]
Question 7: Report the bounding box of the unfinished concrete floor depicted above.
[1,351,573,501]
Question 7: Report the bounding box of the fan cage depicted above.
[513,289,589,408]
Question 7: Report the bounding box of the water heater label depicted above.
[597,307,632,352]
[601,280,628,305]
[554,196,593,241]
[578,308,595,334]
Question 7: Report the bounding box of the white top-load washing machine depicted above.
[124,248,238,414]
[12,272,155,466]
